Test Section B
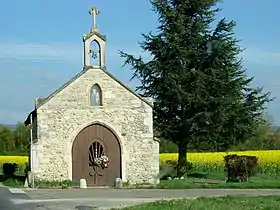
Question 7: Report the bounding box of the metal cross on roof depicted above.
[89,7,100,31]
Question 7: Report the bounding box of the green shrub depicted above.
[160,160,193,180]
[159,139,178,153]
[224,154,258,182]
[2,163,18,177]
[159,162,177,180]
[24,162,30,176]
[2,177,25,187]
[34,179,79,189]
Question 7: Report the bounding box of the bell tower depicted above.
[83,7,106,69]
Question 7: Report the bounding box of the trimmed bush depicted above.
[2,163,19,177]
[166,160,193,173]
[224,154,258,182]
[160,160,193,179]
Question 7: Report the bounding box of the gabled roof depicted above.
[83,29,106,42]
[35,66,153,109]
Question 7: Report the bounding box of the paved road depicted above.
[0,187,38,210]
[10,188,280,209]
[0,187,14,210]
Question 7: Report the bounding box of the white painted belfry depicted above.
[83,7,106,68]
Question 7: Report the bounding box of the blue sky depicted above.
[0,0,279,125]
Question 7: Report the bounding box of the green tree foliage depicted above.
[231,119,280,151]
[0,123,30,155]
[120,0,272,175]
[160,139,178,153]
[0,126,14,152]
[13,123,30,153]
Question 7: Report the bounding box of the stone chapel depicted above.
[24,7,159,186]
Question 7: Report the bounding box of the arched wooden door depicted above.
[72,124,121,186]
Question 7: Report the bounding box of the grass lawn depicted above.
[118,195,280,210]
[0,169,280,189]
[0,163,280,189]
[156,172,280,189]
[0,167,26,187]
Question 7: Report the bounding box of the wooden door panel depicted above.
[72,124,121,186]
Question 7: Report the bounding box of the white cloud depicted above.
[0,41,151,63]
[241,49,280,68]
[0,42,83,62]
[1,40,279,67]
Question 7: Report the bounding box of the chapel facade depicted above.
[24,7,159,186]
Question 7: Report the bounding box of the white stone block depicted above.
[24,178,29,188]
[80,179,87,188]
[115,177,123,188]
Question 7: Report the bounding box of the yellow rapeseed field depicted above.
[0,150,279,166]
[160,150,280,165]
[1,150,280,174]
[160,150,280,174]
[0,156,28,165]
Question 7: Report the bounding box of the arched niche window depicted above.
[89,40,101,67]
[90,84,102,106]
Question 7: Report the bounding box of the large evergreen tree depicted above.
[120,0,272,175]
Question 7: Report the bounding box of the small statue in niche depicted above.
[90,84,101,106]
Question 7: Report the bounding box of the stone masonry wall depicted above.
[33,68,159,185]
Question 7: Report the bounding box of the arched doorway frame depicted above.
[67,121,125,182]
